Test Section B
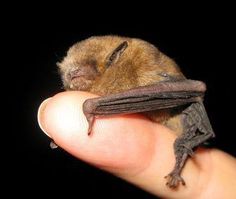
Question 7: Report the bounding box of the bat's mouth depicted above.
[71,74,95,83]
[66,67,98,91]
[71,75,85,81]
[68,75,93,91]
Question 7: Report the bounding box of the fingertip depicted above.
[37,97,52,138]
[36,91,157,174]
[37,92,91,145]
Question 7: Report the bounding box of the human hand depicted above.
[38,91,236,199]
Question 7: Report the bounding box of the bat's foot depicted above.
[165,172,185,189]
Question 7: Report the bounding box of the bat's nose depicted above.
[68,69,83,80]
[67,65,99,82]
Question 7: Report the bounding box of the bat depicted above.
[57,35,215,189]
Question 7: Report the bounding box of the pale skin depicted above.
[38,91,236,199]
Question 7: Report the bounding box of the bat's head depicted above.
[58,36,129,91]
[58,35,185,94]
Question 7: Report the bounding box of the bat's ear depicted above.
[106,41,128,68]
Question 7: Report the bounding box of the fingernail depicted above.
[37,98,52,138]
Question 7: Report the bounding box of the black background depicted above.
[5,4,235,198]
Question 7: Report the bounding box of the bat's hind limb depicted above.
[165,102,215,188]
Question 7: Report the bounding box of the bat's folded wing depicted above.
[83,80,206,116]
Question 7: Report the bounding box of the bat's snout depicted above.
[66,66,99,91]
[68,68,86,81]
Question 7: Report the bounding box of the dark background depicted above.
[6,4,235,198]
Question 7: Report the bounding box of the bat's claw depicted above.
[165,172,186,189]
[83,99,97,136]
[86,114,95,136]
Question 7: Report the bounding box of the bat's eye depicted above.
[159,72,169,78]
[158,72,183,81]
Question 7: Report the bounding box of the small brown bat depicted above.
[57,35,215,189]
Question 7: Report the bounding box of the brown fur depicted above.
[58,35,186,134]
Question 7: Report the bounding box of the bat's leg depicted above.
[165,125,197,188]
[165,102,214,188]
